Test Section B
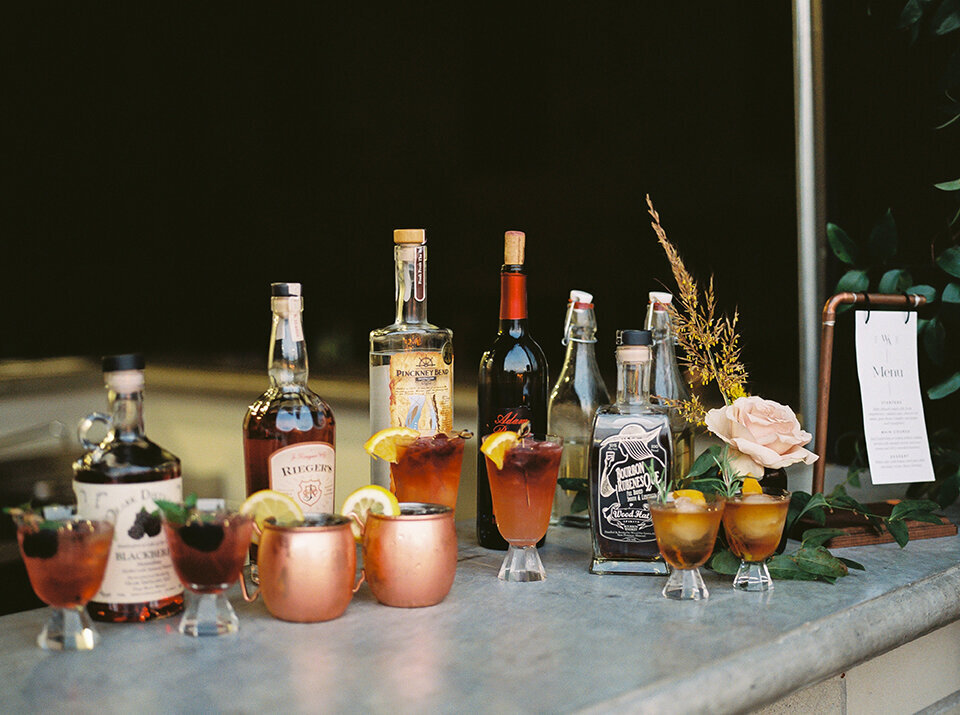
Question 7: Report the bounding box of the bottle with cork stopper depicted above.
[369,229,454,489]
[477,230,549,550]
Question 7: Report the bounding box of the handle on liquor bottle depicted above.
[77,413,111,451]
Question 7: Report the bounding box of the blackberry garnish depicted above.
[178,523,224,552]
[23,529,58,559]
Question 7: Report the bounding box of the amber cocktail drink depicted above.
[484,435,563,581]
[722,490,790,591]
[160,500,254,636]
[12,508,114,650]
[649,494,725,600]
[391,432,470,509]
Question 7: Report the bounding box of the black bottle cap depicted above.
[102,354,145,373]
[616,329,652,346]
[271,283,302,297]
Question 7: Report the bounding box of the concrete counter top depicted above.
[1,519,959,714]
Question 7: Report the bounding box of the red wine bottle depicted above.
[477,231,549,550]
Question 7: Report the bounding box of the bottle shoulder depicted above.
[74,438,181,482]
[370,324,453,355]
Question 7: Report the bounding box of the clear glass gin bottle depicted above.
[644,291,694,482]
[370,229,454,488]
[548,290,609,528]
[589,330,672,575]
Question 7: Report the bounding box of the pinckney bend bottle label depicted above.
[595,422,669,544]
[379,350,453,433]
[74,478,183,604]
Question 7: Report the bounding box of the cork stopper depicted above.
[394,229,426,245]
[504,231,525,265]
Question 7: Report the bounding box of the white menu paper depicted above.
[855,311,935,485]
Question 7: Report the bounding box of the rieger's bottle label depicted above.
[595,423,669,544]
[74,478,183,604]
[384,351,453,434]
[269,442,335,512]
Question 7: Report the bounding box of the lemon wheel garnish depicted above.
[741,477,763,495]
[480,431,520,470]
[240,490,304,544]
[671,489,706,505]
[363,427,419,463]
[340,485,401,542]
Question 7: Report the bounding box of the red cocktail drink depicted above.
[391,432,469,509]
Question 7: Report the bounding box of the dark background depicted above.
[2,2,954,419]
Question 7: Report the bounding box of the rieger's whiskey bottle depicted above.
[589,330,672,575]
[73,354,184,622]
[477,231,549,549]
[243,282,336,524]
[369,229,453,488]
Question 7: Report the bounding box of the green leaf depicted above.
[800,527,847,548]
[838,557,866,571]
[708,548,740,575]
[571,491,588,514]
[558,477,588,492]
[687,445,723,478]
[935,179,960,191]
[928,372,960,400]
[878,269,913,294]
[932,0,960,35]
[923,317,946,365]
[937,246,960,278]
[767,554,821,581]
[943,282,960,303]
[886,519,910,547]
[827,223,859,265]
[787,491,829,534]
[792,546,849,578]
[907,284,938,303]
[936,471,960,508]
[868,209,898,263]
[898,0,927,29]
[889,499,940,521]
[153,499,185,524]
[836,269,870,293]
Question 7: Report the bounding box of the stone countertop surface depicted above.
[1,517,959,715]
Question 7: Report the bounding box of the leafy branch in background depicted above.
[826,0,960,508]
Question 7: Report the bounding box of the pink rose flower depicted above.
[704,396,819,477]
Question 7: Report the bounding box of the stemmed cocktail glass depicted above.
[483,433,563,582]
[649,493,725,600]
[158,498,254,636]
[722,488,790,592]
[10,505,114,650]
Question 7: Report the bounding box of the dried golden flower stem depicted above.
[646,194,748,425]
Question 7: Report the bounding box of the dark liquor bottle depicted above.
[243,283,336,565]
[589,330,672,575]
[477,231,549,550]
[73,354,184,622]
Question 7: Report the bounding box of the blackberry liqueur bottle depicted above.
[589,330,672,575]
[477,231,549,549]
[244,283,336,528]
[73,354,184,622]
[644,292,695,482]
[548,290,610,527]
[369,229,454,488]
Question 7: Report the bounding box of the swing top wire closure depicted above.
[812,291,926,494]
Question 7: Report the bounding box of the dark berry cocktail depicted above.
[391,432,469,509]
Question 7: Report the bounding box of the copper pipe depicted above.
[812,292,924,494]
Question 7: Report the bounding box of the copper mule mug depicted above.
[241,514,362,622]
[360,503,457,608]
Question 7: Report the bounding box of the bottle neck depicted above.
[616,358,652,406]
[498,266,528,335]
[269,296,308,388]
[108,389,146,439]
[395,244,428,325]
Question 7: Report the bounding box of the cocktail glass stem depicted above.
[498,544,546,582]
[38,606,100,651]
[662,567,709,600]
[179,591,239,636]
[733,560,774,592]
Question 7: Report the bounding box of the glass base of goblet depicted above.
[498,544,546,582]
[179,590,239,636]
[733,560,775,592]
[662,567,709,600]
[38,606,100,651]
